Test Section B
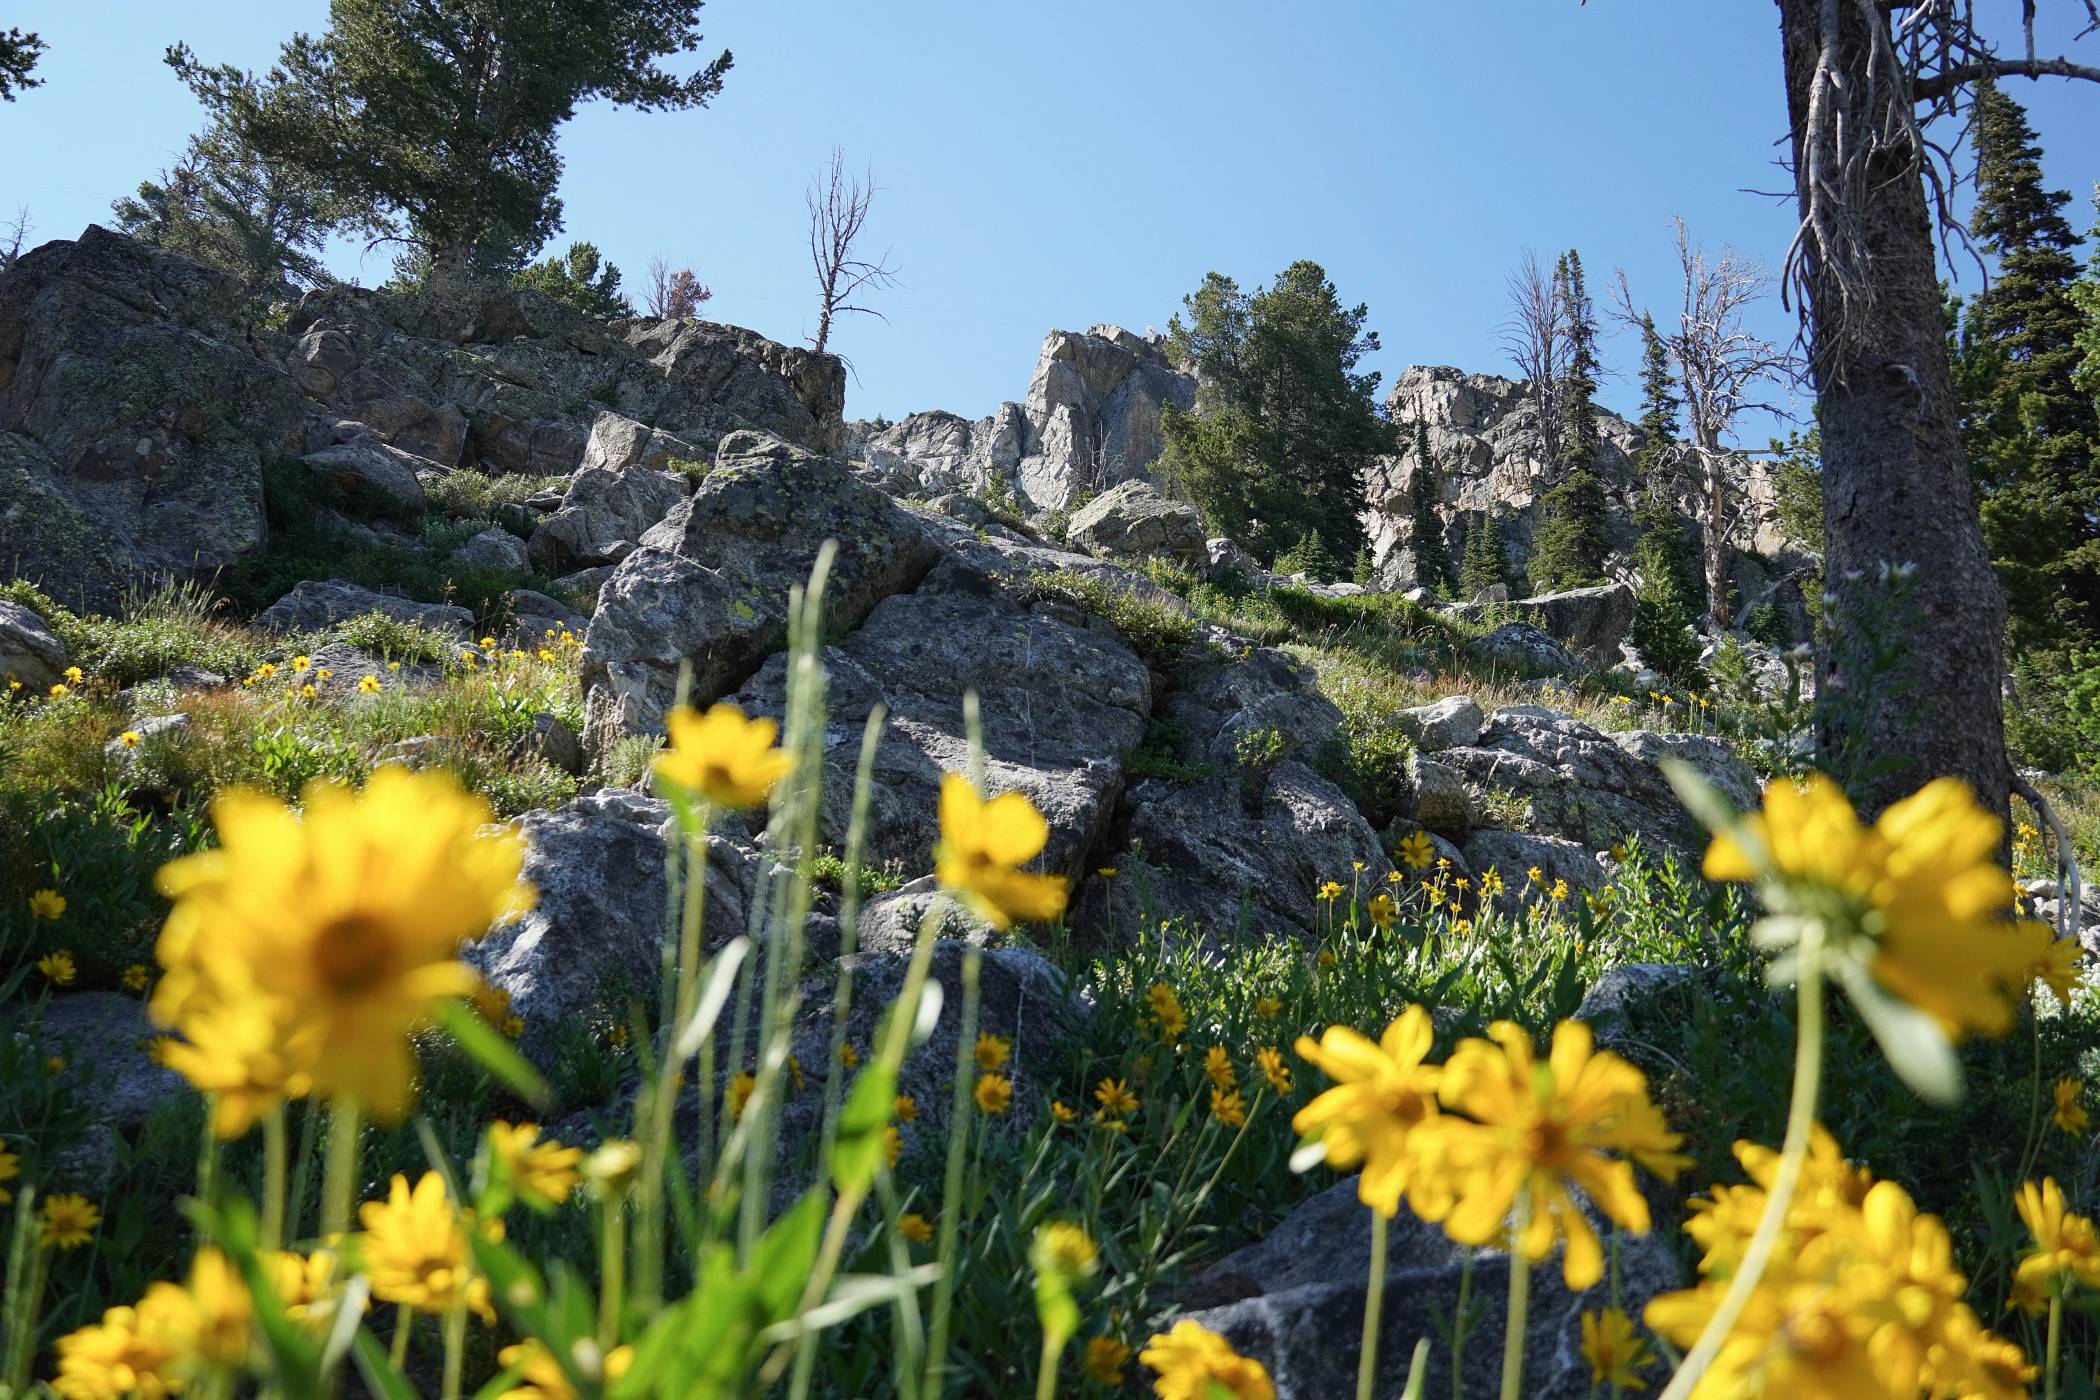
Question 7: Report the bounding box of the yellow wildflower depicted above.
[1256,1046,1293,1095]
[1365,891,1399,930]
[974,1073,1013,1115]
[357,675,381,694]
[121,964,150,992]
[1316,879,1343,901]
[39,949,77,984]
[2056,1078,2090,1135]
[150,766,533,1133]
[488,1122,583,1208]
[1204,1045,1236,1090]
[894,1093,918,1123]
[898,1212,934,1243]
[50,1301,190,1400]
[42,1193,100,1249]
[0,1137,16,1205]
[1292,1005,1444,1218]
[29,887,66,919]
[2016,1176,2100,1293]
[1579,1306,1652,1391]
[1140,1319,1275,1400]
[1430,1019,1686,1287]
[118,729,142,749]
[933,773,1068,929]
[839,1042,861,1070]
[583,1140,641,1198]
[1094,1077,1139,1118]
[1032,1221,1098,1282]
[881,1124,902,1167]
[727,1071,756,1122]
[63,665,83,684]
[357,1172,494,1319]
[493,1338,632,1400]
[653,702,795,809]
[1051,1099,1078,1124]
[976,1031,1012,1070]
[1254,995,1282,1020]
[1210,1086,1248,1128]
[1085,1335,1132,1386]
[1397,831,1434,869]
[1145,982,1188,1042]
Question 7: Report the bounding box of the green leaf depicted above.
[1834,959,1964,1106]
[753,1188,828,1323]
[832,1063,900,1194]
[437,997,550,1110]
[1660,758,1751,858]
[353,1327,426,1400]
[672,937,750,1060]
[1399,1337,1431,1400]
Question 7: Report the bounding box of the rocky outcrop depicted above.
[732,549,1153,877]
[1065,478,1208,568]
[0,599,69,689]
[255,579,474,640]
[845,325,1195,511]
[1177,1178,1681,1399]
[580,431,942,757]
[525,460,689,575]
[1443,582,1635,665]
[0,227,306,610]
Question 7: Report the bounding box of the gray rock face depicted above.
[468,791,791,1066]
[731,552,1152,877]
[256,579,475,640]
[450,527,531,575]
[1179,1177,1682,1399]
[1438,708,1756,858]
[1392,695,1482,752]
[578,411,703,474]
[1406,752,1472,837]
[619,318,846,455]
[1461,830,1608,914]
[32,993,189,1131]
[526,462,688,575]
[300,437,430,516]
[1463,622,1587,679]
[0,599,69,689]
[1445,583,1635,664]
[1575,962,1700,1044]
[1096,641,1396,939]
[1065,478,1208,568]
[0,226,306,609]
[844,325,1196,511]
[580,431,943,758]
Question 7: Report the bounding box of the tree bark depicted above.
[1702,461,1732,628]
[1777,0,2012,821]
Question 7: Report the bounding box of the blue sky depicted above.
[5,1,2097,436]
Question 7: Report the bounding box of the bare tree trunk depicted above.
[1777,0,2012,820]
[1701,451,1732,627]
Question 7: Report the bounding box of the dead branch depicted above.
[806,144,898,357]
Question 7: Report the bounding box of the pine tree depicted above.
[1459,508,1511,598]
[1161,260,1393,567]
[1633,312,1680,480]
[169,2,732,292]
[1407,418,1453,593]
[1961,79,2100,651]
[512,240,634,318]
[1529,250,1611,592]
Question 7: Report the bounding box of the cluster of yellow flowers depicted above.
[1646,1128,2029,1399]
[1294,1006,1685,1288]
[148,765,535,1135]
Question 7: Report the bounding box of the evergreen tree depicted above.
[512,240,634,318]
[1529,250,1611,592]
[1407,418,1453,593]
[112,114,339,309]
[1528,468,1610,592]
[1161,260,1393,567]
[169,2,731,293]
[1459,508,1511,598]
[0,26,44,101]
[1961,79,2100,651]
[1633,312,1680,479]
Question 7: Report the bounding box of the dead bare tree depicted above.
[1757,0,2100,819]
[1614,219,1794,630]
[805,145,898,357]
[1498,251,1569,477]
[0,206,30,273]
[643,254,710,321]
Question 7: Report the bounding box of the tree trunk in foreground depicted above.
[1777,0,2012,821]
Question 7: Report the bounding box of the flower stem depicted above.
[921,946,984,1400]
[319,1098,362,1241]
[1,1186,45,1396]
[2046,1287,2064,1400]
[1499,1193,1532,1400]
[1657,922,1827,1400]
[441,1298,466,1400]
[1450,1251,1474,1400]
[599,1196,626,1354]
[262,1106,288,1252]
[1358,1210,1389,1400]
[389,1304,412,1368]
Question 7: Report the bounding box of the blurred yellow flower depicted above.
[1094,1077,1139,1118]
[2016,1176,2100,1293]
[29,887,66,920]
[1085,1335,1132,1386]
[1256,1046,1293,1095]
[974,1073,1013,1115]
[38,949,76,984]
[1032,1221,1098,1282]
[358,1172,494,1319]
[63,665,83,683]
[1140,1319,1274,1400]
[488,1122,582,1208]
[1292,1005,1443,1218]
[727,1071,757,1122]
[1316,880,1343,901]
[653,702,795,810]
[583,1140,641,1198]
[493,1338,632,1400]
[1146,982,1188,1042]
[1579,1306,1651,1390]
[1254,995,1282,1020]
[881,1124,902,1167]
[1397,832,1434,869]
[934,774,1067,929]
[1705,775,2036,1038]
[898,1212,933,1243]
[150,766,533,1131]
[357,675,381,694]
[1210,1087,1248,1128]
[0,1137,16,1205]
[976,1031,1012,1070]
[894,1093,918,1123]
[51,1299,190,1400]
[1050,1099,1078,1124]
[121,964,150,991]
[117,729,142,748]
[1204,1045,1236,1090]
[42,1193,100,1249]
[1365,891,1399,930]
[838,1041,860,1069]
[2055,1078,2090,1135]
[1430,1019,1685,1287]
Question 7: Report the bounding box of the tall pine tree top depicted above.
[1556,250,1603,477]
[1633,312,1681,479]
[1408,418,1453,593]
